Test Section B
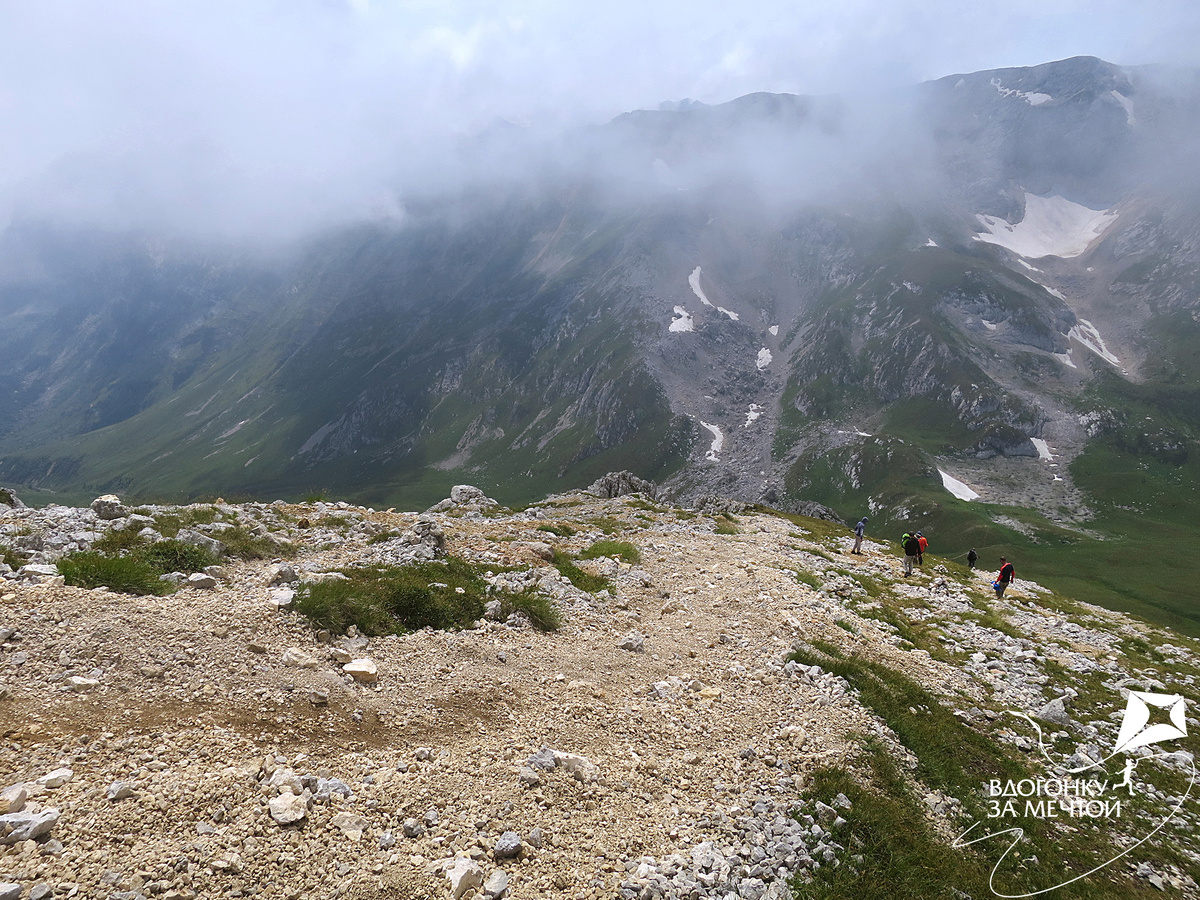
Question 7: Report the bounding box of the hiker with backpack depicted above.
[967,548,978,569]
[994,557,1015,597]
[916,531,928,565]
[852,516,868,554]
[903,532,921,576]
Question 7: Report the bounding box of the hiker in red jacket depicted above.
[994,557,1015,597]
[916,532,928,565]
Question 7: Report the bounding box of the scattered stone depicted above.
[268,792,307,825]
[308,689,329,707]
[106,782,134,802]
[268,588,295,608]
[0,785,27,814]
[618,631,645,653]
[446,858,484,900]
[483,869,510,899]
[1037,696,1072,726]
[266,564,299,586]
[28,885,50,900]
[330,812,368,841]
[36,768,72,789]
[402,818,425,838]
[493,830,522,859]
[90,494,129,520]
[0,808,60,844]
[65,676,99,693]
[281,648,319,669]
[343,658,379,684]
[186,573,218,590]
[0,883,20,900]
[176,528,225,557]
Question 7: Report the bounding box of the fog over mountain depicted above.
[4,0,1200,243]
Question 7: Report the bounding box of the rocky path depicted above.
[1,487,1197,900]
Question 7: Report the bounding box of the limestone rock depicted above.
[36,768,72,789]
[493,830,522,859]
[268,792,307,825]
[66,676,99,693]
[483,870,510,899]
[331,812,368,841]
[281,648,319,669]
[446,858,484,900]
[587,471,656,499]
[176,528,225,557]
[343,658,378,683]
[186,573,218,589]
[0,808,60,844]
[106,782,135,802]
[618,631,646,653]
[1038,696,1072,726]
[91,495,129,520]
[0,785,26,815]
[268,588,295,608]
[0,882,20,900]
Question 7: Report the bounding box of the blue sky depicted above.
[1,0,1196,238]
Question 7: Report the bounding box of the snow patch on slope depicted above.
[768,325,779,336]
[688,266,738,320]
[1068,318,1122,367]
[1031,439,1054,461]
[699,421,724,461]
[974,193,1117,259]
[1111,91,1136,126]
[991,78,1051,106]
[756,348,772,370]
[938,469,980,501]
[743,404,761,428]
[669,306,694,332]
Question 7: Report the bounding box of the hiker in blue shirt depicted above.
[852,517,868,554]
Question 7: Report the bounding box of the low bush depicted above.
[59,552,167,596]
[139,540,218,573]
[536,523,576,538]
[550,550,610,593]
[499,589,562,631]
[578,540,641,564]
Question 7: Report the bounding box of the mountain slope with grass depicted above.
[1,483,1198,898]
[4,57,1200,629]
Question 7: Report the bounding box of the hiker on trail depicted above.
[916,532,928,565]
[903,533,921,576]
[852,517,868,554]
[994,557,1015,597]
[967,548,978,569]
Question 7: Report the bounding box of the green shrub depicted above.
[578,540,641,564]
[295,557,493,635]
[59,552,167,596]
[498,590,562,631]
[139,540,217,573]
[217,525,288,560]
[537,523,576,537]
[92,525,147,554]
[713,515,738,534]
[550,550,610,593]
[0,545,25,568]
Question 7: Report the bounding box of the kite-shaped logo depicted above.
[1113,691,1188,754]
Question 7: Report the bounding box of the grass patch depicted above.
[217,524,291,560]
[498,590,562,631]
[789,642,1188,898]
[586,516,625,535]
[713,515,738,534]
[537,523,576,538]
[92,525,147,554]
[151,505,221,538]
[295,557,559,635]
[58,552,168,596]
[0,544,27,568]
[550,549,610,593]
[578,540,641,564]
[58,538,219,595]
[138,540,218,574]
[367,530,403,545]
[796,570,822,590]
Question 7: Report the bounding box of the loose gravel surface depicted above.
[1,488,1197,899]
